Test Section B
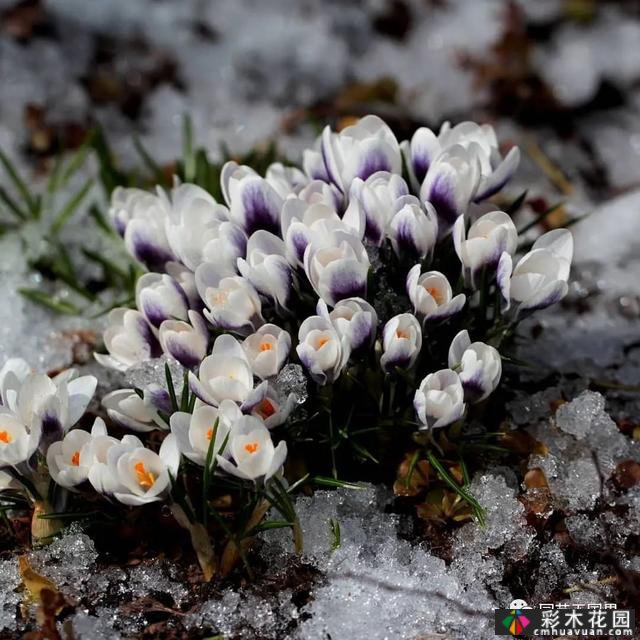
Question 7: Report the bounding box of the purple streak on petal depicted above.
[165,338,200,370]
[114,215,127,237]
[357,150,391,181]
[427,175,458,226]
[461,375,486,404]
[292,231,309,263]
[413,155,430,185]
[141,300,167,328]
[321,137,343,193]
[137,316,162,358]
[395,218,420,257]
[146,387,172,413]
[328,270,366,304]
[242,183,280,235]
[131,231,173,272]
[39,413,62,453]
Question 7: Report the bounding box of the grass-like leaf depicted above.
[18,288,80,315]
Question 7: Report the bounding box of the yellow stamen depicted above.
[71,451,80,466]
[0,431,11,444]
[396,329,409,339]
[206,428,213,441]
[317,337,330,349]
[259,341,273,352]
[244,442,259,454]
[134,461,156,488]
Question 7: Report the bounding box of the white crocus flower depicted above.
[406,266,466,323]
[95,308,162,372]
[237,231,294,310]
[342,171,409,245]
[321,115,401,193]
[1,364,97,452]
[216,416,287,483]
[162,183,245,274]
[303,135,331,182]
[265,162,309,199]
[246,383,297,429]
[46,418,109,490]
[281,201,355,267]
[414,369,466,430]
[0,358,30,407]
[403,122,520,202]
[170,399,242,466]
[221,161,283,236]
[120,189,175,271]
[159,311,209,370]
[189,334,258,406]
[165,261,200,308]
[135,272,189,329]
[420,145,481,236]
[453,211,518,288]
[317,298,378,354]
[0,408,41,468]
[388,196,438,261]
[448,330,501,403]
[196,263,264,335]
[296,316,351,385]
[380,314,422,373]
[102,389,168,432]
[105,433,180,506]
[242,324,291,380]
[497,228,573,315]
[303,232,370,306]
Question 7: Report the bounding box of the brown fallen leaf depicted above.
[393,452,430,497]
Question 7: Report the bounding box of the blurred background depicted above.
[0,0,639,379]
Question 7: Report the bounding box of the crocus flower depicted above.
[281,201,355,267]
[497,228,573,315]
[163,182,245,273]
[403,122,520,202]
[246,383,296,429]
[303,232,370,306]
[46,418,109,490]
[195,263,264,335]
[106,433,180,506]
[108,187,149,237]
[388,196,438,260]
[0,408,41,468]
[120,190,175,271]
[420,145,481,235]
[414,369,465,429]
[189,334,257,406]
[170,399,242,466]
[448,330,501,403]
[452,211,518,288]
[221,161,283,235]
[296,180,342,211]
[317,298,378,354]
[102,389,168,432]
[95,309,162,372]
[135,273,189,329]
[303,136,331,182]
[321,115,401,193]
[0,364,97,452]
[0,358,31,407]
[380,314,422,372]
[237,231,294,310]
[166,261,201,309]
[216,416,287,482]
[342,171,409,245]
[406,266,466,323]
[265,162,309,199]
[242,324,291,380]
[296,316,351,385]
[159,310,209,370]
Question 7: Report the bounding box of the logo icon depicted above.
[502,609,531,635]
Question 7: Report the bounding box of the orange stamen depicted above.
[317,337,330,348]
[71,451,80,466]
[396,329,409,339]
[206,428,214,441]
[426,286,443,305]
[0,431,11,444]
[256,398,276,418]
[134,461,156,489]
[259,341,273,352]
[244,442,259,454]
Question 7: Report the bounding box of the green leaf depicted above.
[134,135,167,185]
[50,178,93,235]
[165,363,179,412]
[517,201,563,235]
[312,476,364,490]
[182,114,196,182]
[18,288,80,315]
[249,520,294,535]
[505,190,528,216]
[0,146,38,216]
[87,204,115,236]
[0,185,28,220]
